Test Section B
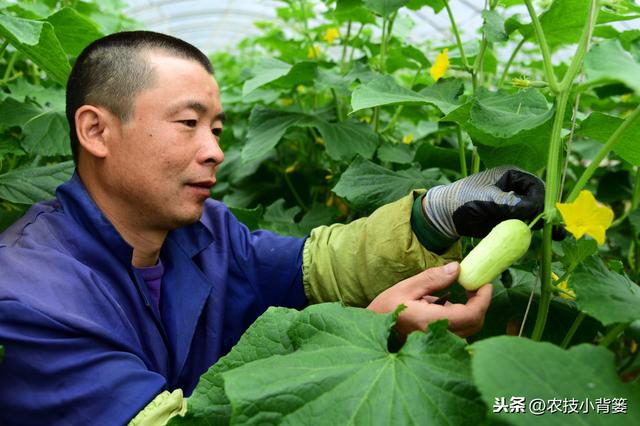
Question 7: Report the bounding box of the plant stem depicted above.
[632,167,640,210]
[457,125,467,177]
[0,40,9,59]
[561,312,586,349]
[558,0,598,92]
[443,0,470,70]
[2,51,18,81]
[498,38,525,89]
[566,105,640,203]
[599,323,629,348]
[340,20,352,73]
[544,90,571,217]
[523,0,559,93]
[283,170,308,211]
[560,89,583,197]
[531,222,553,341]
[528,212,544,229]
[471,147,480,174]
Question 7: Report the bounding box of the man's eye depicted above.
[179,120,197,128]
[212,127,222,137]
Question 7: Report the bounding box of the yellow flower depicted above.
[430,48,449,81]
[402,134,414,145]
[285,163,296,174]
[323,27,340,44]
[556,190,614,245]
[296,85,306,94]
[307,45,321,59]
[280,97,294,107]
[552,272,575,301]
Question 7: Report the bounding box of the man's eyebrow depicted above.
[168,101,224,121]
[215,112,226,124]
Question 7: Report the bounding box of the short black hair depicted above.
[66,30,214,164]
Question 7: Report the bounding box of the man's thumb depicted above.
[405,261,460,299]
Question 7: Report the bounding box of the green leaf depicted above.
[406,0,444,13]
[0,138,25,159]
[471,336,640,425]
[557,238,598,271]
[0,14,70,86]
[0,97,42,127]
[171,307,300,425]
[332,156,443,210]
[362,0,409,17]
[482,10,508,43]
[242,58,292,97]
[351,76,462,115]
[377,142,414,163]
[259,199,305,237]
[243,107,313,163]
[181,303,484,424]
[469,89,554,139]
[0,161,74,204]
[45,7,103,57]
[576,112,640,166]
[228,205,263,231]
[584,39,640,96]
[7,79,65,110]
[315,120,378,161]
[517,0,640,50]
[570,256,640,326]
[22,111,71,157]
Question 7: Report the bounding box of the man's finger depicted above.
[403,262,460,300]
[441,284,493,330]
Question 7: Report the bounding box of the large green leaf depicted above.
[442,90,554,171]
[556,238,599,271]
[22,110,71,156]
[332,156,443,210]
[0,97,42,127]
[351,76,462,114]
[259,199,304,237]
[482,10,508,43]
[177,304,484,424]
[0,161,74,204]
[172,307,300,425]
[570,256,640,326]
[584,39,640,96]
[242,58,292,97]
[315,120,378,161]
[45,7,103,56]
[575,112,640,166]
[516,0,640,50]
[243,107,313,163]
[0,14,70,86]
[469,89,554,139]
[362,0,409,17]
[471,336,640,425]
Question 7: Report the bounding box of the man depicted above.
[0,31,545,424]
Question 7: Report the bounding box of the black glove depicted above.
[423,166,545,239]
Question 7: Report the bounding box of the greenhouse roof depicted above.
[123,0,486,55]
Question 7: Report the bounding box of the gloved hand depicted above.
[423,166,545,239]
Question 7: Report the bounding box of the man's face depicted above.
[104,52,225,231]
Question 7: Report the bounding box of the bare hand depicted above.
[366,262,492,339]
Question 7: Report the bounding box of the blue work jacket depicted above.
[0,173,307,425]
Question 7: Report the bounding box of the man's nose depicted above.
[198,131,224,165]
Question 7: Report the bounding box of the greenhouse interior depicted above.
[0,0,639,424]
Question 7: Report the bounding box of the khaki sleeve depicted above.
[302,190,461,306]
[128,389,187,426]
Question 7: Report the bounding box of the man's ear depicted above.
[75,105,119,159]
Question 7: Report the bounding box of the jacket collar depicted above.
[56,171,214,265]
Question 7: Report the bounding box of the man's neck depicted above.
[78,168,167,268]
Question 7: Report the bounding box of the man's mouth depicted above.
[188,179,216,189]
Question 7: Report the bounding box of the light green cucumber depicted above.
[458,219,532,290]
